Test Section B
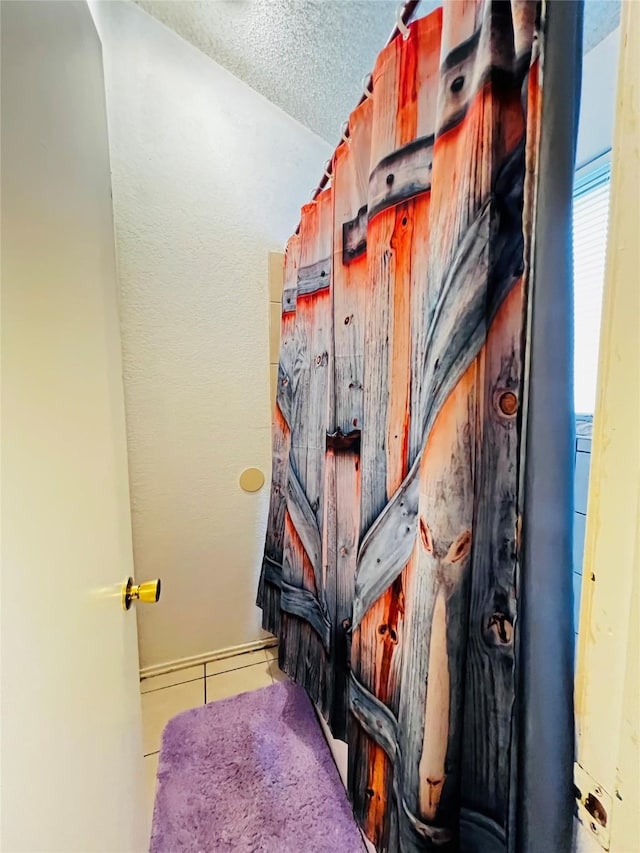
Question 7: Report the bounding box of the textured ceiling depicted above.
[135,0,620,144]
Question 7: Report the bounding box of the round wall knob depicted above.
[122,577,161,611]
[239,467,265,493]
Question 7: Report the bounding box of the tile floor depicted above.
[141,645,283,826]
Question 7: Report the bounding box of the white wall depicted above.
[90,0,331,670]
[576,27,620,169]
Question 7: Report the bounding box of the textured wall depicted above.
[90,0,331,670]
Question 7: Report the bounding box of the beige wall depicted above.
[1,2,146,848]
[89,0,331,670]
[574,3,639,850]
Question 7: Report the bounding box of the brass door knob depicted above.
[122,577,161,611]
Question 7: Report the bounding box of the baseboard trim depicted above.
[139,637,278,679]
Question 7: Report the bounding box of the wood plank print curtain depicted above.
[258,2,581,850]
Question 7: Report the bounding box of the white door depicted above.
[1,2,148,850]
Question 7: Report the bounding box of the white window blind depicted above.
[572,159,611,414]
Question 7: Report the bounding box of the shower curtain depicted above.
[258,1,582,850]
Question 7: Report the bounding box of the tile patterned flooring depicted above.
[141,645,283,827]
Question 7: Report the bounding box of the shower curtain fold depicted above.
[257,2,581,850]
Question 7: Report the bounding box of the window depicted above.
[572,157,611,414]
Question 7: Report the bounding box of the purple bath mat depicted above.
[150,680,365,853]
